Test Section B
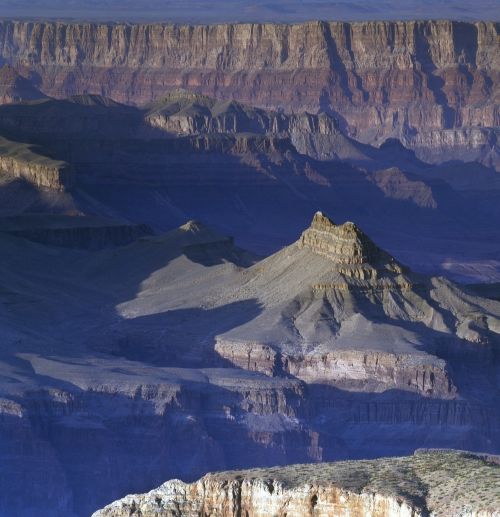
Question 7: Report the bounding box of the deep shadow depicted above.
[105,299,263,367]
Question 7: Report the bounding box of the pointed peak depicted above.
[310,211,336,230]
[177,219,234,248]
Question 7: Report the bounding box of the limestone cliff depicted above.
[0,19,497,159]
[93,450,500,517]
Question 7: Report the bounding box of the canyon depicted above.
[0,13,498,517]
[0,20,497,165]
[0,92,499,282]
[0,213,499,516]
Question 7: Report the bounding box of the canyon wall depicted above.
[0,19,497,151]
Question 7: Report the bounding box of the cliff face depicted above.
[93,450,500,517]
[0,136,74,190]
[0,64,46,104]
[0,20,497,153]
[0,215,153,249]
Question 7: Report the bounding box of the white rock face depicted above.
[93,451,500,517]
[95,479,421,517]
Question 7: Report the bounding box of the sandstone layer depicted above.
[93,450,500,517]
[0,19,497,160]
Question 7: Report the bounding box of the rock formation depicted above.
[0,215,499,516]
[0,20,497,163]
[215,212,499,395]
[0,136,74,190]
[93,450,500,517]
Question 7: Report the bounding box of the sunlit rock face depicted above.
[0,19,496,161]
[92,450,500,517]
[215,212,499,397]
[298,212,391,266]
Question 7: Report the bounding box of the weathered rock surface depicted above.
[0,20,497,162]
[215,212,499,396]
[93,450,500,517]
[0,136,74,190]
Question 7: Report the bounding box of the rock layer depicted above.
[0,19,497,158]
[0,136,74,190]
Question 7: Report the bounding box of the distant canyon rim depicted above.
[0,19,497,164]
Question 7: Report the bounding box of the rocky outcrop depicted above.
[0,137,74,190]
[298,212,394,267]
[146,90,339,136]
[93,450,500,517]
[215,341,456,398]
[0,20,497,161]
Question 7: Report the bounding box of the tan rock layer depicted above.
[93,477,423,517]
[92,451,500,517]
[0,154,74,191]
[215,339,456,399]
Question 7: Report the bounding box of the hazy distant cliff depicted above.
[0,20,497,153]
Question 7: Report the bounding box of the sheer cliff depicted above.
[0,19,497,157]
[93,450,500,517]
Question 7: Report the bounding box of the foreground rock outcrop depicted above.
[0,19,497,162]
[93,450,500,517]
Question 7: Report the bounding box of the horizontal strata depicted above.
[0,20,497,149]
